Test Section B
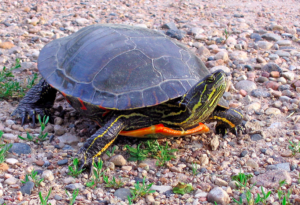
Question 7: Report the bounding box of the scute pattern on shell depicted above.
[38,24,211,110]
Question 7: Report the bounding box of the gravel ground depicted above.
[0,0,300,204]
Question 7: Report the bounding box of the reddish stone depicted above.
[270,71,280,78]
[199,197,207,202]
[205,61,217,68]
[261,71,270,78]
[239,89,247,96]
[0,163,9,171]
[216,59,224,65]
[35,160,44,166]
[264,81,279,90]
[229,102,240,108]
[271,91,282,97]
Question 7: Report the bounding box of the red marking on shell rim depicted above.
[98,105,110,117]
[98,105,108,110]
[61,91,71,104]
[78,98,87,110]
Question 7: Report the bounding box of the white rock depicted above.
[5,120,14,126]
[150,185,172,193]
[265,108,281,115]
[210,135,219,151]
[195,190,208,198]
[42,170,54,181]
[2,133,17,140]
[5,158,18,165]
[63,177,75,184]
[57,133,80,144]
[210,66,230,73]
[246,159,259,169]
[4,177,18,185]
[75,18,89,26]
[214,51,229,61]
[207,187,230,205]
[229,51,248,61]
[257,41,273,49]
[276,40,292,46]
[214,178,228,186]
[282,72,294,81]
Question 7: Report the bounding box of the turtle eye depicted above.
[206,75,215,83]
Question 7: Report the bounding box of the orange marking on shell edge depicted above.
[61,91,71,104]
[49,84,54,88]
[120,123,210,138]
[78,98,87,110]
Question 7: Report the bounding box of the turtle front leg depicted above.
[209,108,245,136]
[78,116,128,169]
[11,79,57,127]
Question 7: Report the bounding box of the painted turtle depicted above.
[13,24,243,167]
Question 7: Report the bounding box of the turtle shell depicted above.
[38,24,228,110]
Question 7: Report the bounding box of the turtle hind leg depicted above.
[12,79,57,127]
[78,115,128,170]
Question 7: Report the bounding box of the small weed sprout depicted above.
[39,188,52,205]
[66,189,79,205]
[288,140,300,156]
[86,160,105,188]
[255,186,272,205]
[103,175,124,188]
[127,177,155,203]
[125,140,177,166]
[21,169,44,187]
[173,182,194,194]
[0,131,13,164]
[0,59,37,99]
[154,142,177,166]
[125,143,149,162]
[18,115,49,143]
[68,158,85,177]
[191,162,199,176]
[105,145,116,157]
[277,180,292,205]
[231,172,253,189]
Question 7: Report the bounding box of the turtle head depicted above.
[181,69,227,127]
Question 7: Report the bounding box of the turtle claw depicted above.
[21,114,26,126]
[12,105,50,128]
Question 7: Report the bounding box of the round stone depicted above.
[5,158,18,165]
[42,170,54,181]
[240,150,248,157]
[20,181,34,195]
[257,77,268,83]
[9,143,31,154]
[262,63,282,73]
[210,66,231,73]
[114,188,132,201]
[251,89,270,98]
[250,134,263,141]
[265,108,281,115]
[57,159,68,166]
[264,81,279,90]
[235,80,257,92]
[109,155,127,166]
